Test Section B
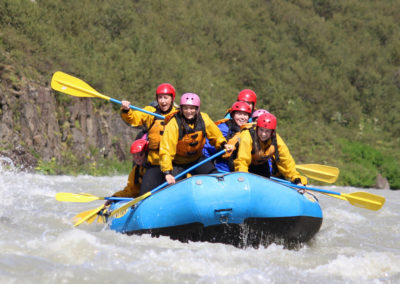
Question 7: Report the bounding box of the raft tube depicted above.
[108,172,322,248]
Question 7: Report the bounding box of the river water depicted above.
[0,166,399,284]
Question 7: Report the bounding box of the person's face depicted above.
[157,94,173,112]
[239,100,254,111]
[181,105,198,120]
[257,127,273,142]
[232,111,250,127]
[132,151,146,165]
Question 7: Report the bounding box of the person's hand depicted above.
[296,187,306,194]
[294,178,306,194]
[121,100,131,111]
[165,174,176,184]
[224,143,234,153]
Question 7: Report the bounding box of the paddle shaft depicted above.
[151,149,226,194]
[105,196,132,201]
[109,149,227,217]
[271,177,341,195]
[109,98,165,120]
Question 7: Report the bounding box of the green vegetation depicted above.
[36,155,132,176]
[1,0,399,187]
[338,139,400,188]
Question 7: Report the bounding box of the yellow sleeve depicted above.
[275,134,307,184]
[159,117,179,172]
[120,105,156,128]
[234,130,253,172]
[112,166,141,198]
[201,112,227,148]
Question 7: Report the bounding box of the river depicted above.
[0,166,399,283]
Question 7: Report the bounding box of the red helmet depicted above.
[237,89,257,107]
[156,83,176,100]
[130,139,149,154]
[230,101,252,115]
[257,113,277,130]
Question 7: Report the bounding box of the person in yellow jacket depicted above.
[234,112,307,186]
[105,138,149,206]
[159,93,234,185]
[120,83,177,194]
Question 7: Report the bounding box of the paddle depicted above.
[73,205,106,227]
[56,192,131,203]
[296,164,339,183]
[108,149,227,218]
[271,177,385,211]
[51,71,165,119]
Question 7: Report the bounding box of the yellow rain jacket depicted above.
[234,129,307,184]
[112,165,146,198]
[121,105,177,165]
[159,112,227,172]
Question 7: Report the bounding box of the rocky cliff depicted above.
[0,66,136,172]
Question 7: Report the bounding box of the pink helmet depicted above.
[180,93,201,108]
[252,109,269,120]
[257,113,277,130]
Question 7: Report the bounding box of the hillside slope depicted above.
[0,0,399,187]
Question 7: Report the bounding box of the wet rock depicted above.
[0,146,37,171]
[375,173,390,189]
[0,70,136,172]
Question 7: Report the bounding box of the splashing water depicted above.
[0,169,399,283]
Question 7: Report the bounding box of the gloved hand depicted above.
[104,199,113,206]
[222,144,236,158]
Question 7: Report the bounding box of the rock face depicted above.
[0,70,137,172]
[375,173,390,190]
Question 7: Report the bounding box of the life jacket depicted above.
[224,108,232,118]
[244,124,280,166]
[174,112,206,160]
[139,105,175,152]
[133,164,146,185]
[215,118,241,159]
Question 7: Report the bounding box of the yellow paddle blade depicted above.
[342,191,385,211]
[296,164,339,183]
[51,71,110,101]
[109,192,151,218]
[97,215,107,224]
[56,192,104,203]
[73,205,105,227]
[85,213,99,224]
[85,210,107,224]
[324,192,385,211]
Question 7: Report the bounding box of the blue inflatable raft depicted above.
[108,172,322,248]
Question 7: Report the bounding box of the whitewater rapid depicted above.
[0,168,399,283]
